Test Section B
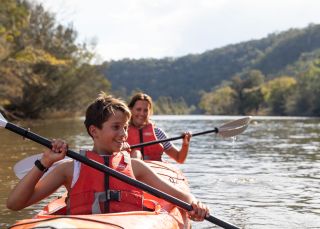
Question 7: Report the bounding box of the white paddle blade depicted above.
[14,153,72,179]
[220,116,252,129]
[0,112,8,127]
[14,153,42,179]
[218,124,249,138]
[217,116,251,138]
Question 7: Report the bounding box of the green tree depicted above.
[154,96,194,115]
[199,86,237,115]
[0,1,110,119]
[231,69,265,114]
[0,0,29,61]
[241,87,264,114]
[289,60,320,115]
[261,76,297,115]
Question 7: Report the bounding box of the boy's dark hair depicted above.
[84,92,131,137]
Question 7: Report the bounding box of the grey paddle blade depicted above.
[218,116,251,138]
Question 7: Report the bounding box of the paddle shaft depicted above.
[130,128,218,149]
[5,122,239,229]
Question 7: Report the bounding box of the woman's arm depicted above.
[164,131,191,164]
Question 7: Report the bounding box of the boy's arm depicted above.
[131,159,209,221]
[7,140,69,211]
[7,161,70,210]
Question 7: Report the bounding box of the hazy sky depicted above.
[34,0,320,61]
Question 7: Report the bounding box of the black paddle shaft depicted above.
[5,122,239,229]
[130,128,219,149]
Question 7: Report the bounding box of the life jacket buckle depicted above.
[107,190,121,202]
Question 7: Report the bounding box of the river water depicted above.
[0,115,319,228]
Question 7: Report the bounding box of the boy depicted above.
[7,93,209,221]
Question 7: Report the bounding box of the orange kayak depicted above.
[10,161,191,229]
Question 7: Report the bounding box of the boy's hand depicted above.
[122,142,143,159]
[41,139,68,168]
[188,200,210,221]
[121,142,131,151]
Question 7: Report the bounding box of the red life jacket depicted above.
[67,151,144,215]
[127,123,164,161]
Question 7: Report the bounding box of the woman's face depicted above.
[130,100,151,128]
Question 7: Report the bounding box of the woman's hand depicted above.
[166,131,192,163]
[182,131,192,147]
[41,139,68,168]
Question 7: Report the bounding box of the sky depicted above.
[34,0,320,62]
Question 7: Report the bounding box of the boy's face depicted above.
[90,110,129,154]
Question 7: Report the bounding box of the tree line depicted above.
[199,65,320,116]
[0,0,110,120]
[103,24,320,116]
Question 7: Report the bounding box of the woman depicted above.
[127,93,191,163]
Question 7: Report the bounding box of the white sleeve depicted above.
[71,160,81,188]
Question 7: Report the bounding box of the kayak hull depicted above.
[10,161,191,229]
[10,211,183,229]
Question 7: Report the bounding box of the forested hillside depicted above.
[0,0,110,119]
[102,24,320,116]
